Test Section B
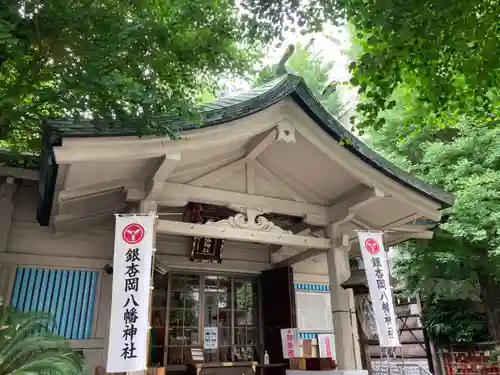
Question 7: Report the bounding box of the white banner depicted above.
[357,231,400,347]
[280,328,300,359]
[107,215,155,373]
[317,334,336,358]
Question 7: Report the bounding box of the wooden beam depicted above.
[250,160,306,202]
[246,129,277,159]
[269,221,318,253]
[273,248,326,268]
[49,164,70,227]
[0,177,16,200]
[277,213,428,267]
[246,162,255,194]
[54,211,117,235]
[59,188,126,216]
[391,224,434,232]
[284,102,444,222]
[0,166,38,181]
[156,219,331,249]
[142,152,182,211]
[409,231,434,239]
[151,153,182,183]
[0,178,17,252]
[329,185,385,224]
[189,159,245,187]
[54,105,283,163]
[351,217,434,239]
[0,252,110,270]
[59,177,140,201]
[169,148,246,180]
[347,214,435,255]
[264,166,331,205]
[156,254,268,274]
[270,186,383,265]
[127,182,329,224]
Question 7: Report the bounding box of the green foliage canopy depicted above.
[422,298,489,345]
[363,80,500,341]
[2,0,495,149]
[243,0,500,132]
[285,42,342,116]
[0,0,257,150]
[344,0,500,131]
[255,42,343,116]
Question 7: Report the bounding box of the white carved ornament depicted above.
[205,209,292,234]
[276,121,296,143]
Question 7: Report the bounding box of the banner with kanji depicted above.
[357,231,400,347]
[107,215,155,372]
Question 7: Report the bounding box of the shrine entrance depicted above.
[149,271,260,368]
[24,74,453,374]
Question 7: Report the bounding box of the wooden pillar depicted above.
[325,224,358,370]
[356,314,373,375]
[348,289,363,369]
[0,178,18,305]
[0,177,17,253]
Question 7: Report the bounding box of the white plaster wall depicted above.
[293,272,329,284]
[293,256,329,284]
[0,181,272,369]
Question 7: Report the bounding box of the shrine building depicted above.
[0,75,453,375]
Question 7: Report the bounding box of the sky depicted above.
[224,22,358,114]
[266,24,358,121]
[265,24,351,82]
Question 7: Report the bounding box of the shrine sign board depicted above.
[358,231,400,347]
[107,215,155,372]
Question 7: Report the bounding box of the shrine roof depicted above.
[42,74,453,208]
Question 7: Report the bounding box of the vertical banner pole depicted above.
[145,212,158,375]
[386,243,398,375]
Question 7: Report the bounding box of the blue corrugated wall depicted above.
[293,283,330,292]
[10,267,98,339]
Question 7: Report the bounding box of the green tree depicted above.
[394,236,489,344]
[0,0,257,151]
[255,42,343,116]
[363,81,500,341]
[0,297,87,375]
[238,0,500,133]
[286,42,342,116]
[422,298,488,346]
[2,0,494,148]
[344,1,500,131]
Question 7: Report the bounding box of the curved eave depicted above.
[287,78,454,208]
[41,74,453,228]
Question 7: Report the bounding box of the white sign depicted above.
[107,215,155,373]
[280,328,300,359]
[317,334,336,358]
[203,327,218,349]
[296,291,333,332]
[358,231,400,347]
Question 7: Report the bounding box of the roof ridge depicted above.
[39,73,453,208]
